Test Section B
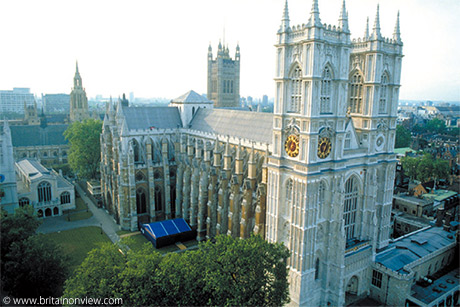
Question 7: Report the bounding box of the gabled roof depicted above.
[16,158,51,180]
[171,90,213,104]
[5,124,69,147]
[121,106,183,130]
[189,108,273,144]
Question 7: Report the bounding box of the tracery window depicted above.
[288,66,302,113]
[344,132,351,149]
[155,186,163,211]
[318,181,325,219]
[349,72,363,113]
[38,181,52,203]
[136,188,147,214]
[320,66,332,113]
[379,73,388,114]
[60,191,70,204]
[343,176,358,241]
[19,197,30,207]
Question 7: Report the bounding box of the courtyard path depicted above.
[37,183,121,243]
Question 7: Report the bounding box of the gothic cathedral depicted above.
[100,0,402,305]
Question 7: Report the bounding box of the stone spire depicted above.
[365,16,369,39]
[338,0,349,32]
[308,0,322,27]
[393,11,401,43]
[280,0,290,32]
[371,4,382,40]
[74,61,82,88]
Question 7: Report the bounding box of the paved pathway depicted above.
[37,183,121,243]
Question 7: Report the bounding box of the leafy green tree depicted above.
[2,235,68,298]
[64,119,102,179]
[417,154,434,183]
[426,118,447,134]
[63,243,126,299]
[63,235,290,306]
[1,206,68,298]
[433,159,450,184]
[401,156,419,180]
[395,125,412,148]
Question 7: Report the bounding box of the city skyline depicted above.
[1,0,459,102]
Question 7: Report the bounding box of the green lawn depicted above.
[44,226,111,273]
[62,198,92,221]
[67,210,93,221]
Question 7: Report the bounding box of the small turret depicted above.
[338,0,349,32]
[235,43,240,61]
[307,0,322,28]
[371,4,382,40]
[208,44,213,60]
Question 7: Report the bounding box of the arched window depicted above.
[379,74,388,114]
[343,176,359,241]
[38,209,43,218]
[45,208,52,217]
[136,188,147,214]
[155,186,163,211]
[135,171,146,182]
[19,197,30,207]
[315,258,320,280]
[38,181,52,203]
[320,66,332,114]
[60,191,71,204]
[286,179,293,212]
[289,66,302,113]
[170,186,176,217]
[53,207,59,215]
[349,72,363,113]
[132,139,142,164]
[318,181,325,219]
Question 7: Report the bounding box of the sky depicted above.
[1,0,459,102]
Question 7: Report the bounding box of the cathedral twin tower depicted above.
[100,0,403,305]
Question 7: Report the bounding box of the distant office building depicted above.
[0,88,35,114]
[0,121,19,214]
[207,42,240,108]
[70,62,89,122]
[262,95,268,105]
[43,93,70,113]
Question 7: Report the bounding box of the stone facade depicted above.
[15,158,75,217]
[0,121,19,214]
[207,42,240,108]
[100,1,406,305]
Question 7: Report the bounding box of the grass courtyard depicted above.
[62,197,93,222]
[44,226,111,273]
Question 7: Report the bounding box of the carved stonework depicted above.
[284,118,301,135]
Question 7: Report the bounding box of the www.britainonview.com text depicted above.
[2,295,123,306]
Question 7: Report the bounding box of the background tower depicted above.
[207,42,240,108]
[70,61,89,122]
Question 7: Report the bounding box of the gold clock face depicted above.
[285,135,300,157]
[317,137,332,159]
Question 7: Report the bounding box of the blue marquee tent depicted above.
[141,218,195,248]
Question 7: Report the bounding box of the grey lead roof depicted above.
[5,124,69,147]
[16,158,50,179]
[122,106,182,130]
[171,90,213,104]
[189,108,273,144]
[375,227,456,274]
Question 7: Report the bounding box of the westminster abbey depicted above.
[101,0,403,305]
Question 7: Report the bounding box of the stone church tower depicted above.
[70,62,89,122]
[266,0,402,305]
[207,42,240,108]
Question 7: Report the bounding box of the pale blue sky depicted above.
[0,0,459,102]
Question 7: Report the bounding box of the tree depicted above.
[2,235,68,298]
[64,119,103,179]
[417,154,434,183]
[63,235,290,306]
[395,125,412,148]
[1,206,68,298]
[401,156,419,180]
[433,159,450,184]
[426,118,446,134]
